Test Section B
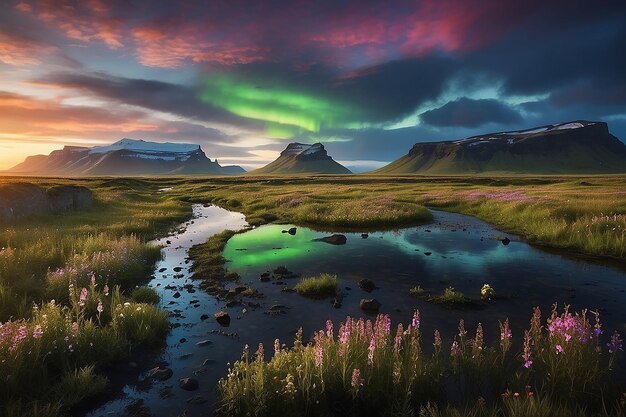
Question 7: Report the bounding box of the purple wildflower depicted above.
[522,330,532,368]
[394,323,404,354]
[79,288,88,307]
[556,344,564,354]
[607,331,623,354]
[367,337,375,365]
[96,300,104,314]
[351,368,363,389]
[32,325,43,339]
[412,310,420,331]
[326,320,333,338]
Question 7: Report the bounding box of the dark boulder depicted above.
[314,234,347,245]
[358,279,377,292]
[46,185,93,211]
[360,298,381,312]
[361,233,369,239]
[501,237,511,246]
[215,310,231,326]
[288,227,297,235]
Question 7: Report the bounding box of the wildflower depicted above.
[473,323,484,356]
[434,330,442,353]
[458,319,467,343]
[103,284,110,297]
[97,300,104,314]
[412,310,420,331]
[79,288,88,307]
[32,325,43,339]
[450,339,460,357]
[256,343,264,361]
[522,330,532,368]
[314,331,323,367]
[71,322,79,334]
[326,319,333,338]
[274,339,280,356]
[607,331,623,354]
[530,306,542,337]
[9,325,28,352]
[351,368,364,389]
[394,323,404,355]
[556,344,564,354]
[368,337,376,365]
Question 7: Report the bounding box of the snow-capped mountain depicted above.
[252,142,351,174]
[9,138,245,176]
[376,121,626,174]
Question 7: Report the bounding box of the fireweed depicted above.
[217,306,624,417]
[0,280,168,417]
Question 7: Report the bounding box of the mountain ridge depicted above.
[375,121,626,175]
[8,138,245,176]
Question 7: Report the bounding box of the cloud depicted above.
[420,98,522,128]
[34,71,264,133]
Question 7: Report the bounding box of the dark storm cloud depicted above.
[420,98,522,128]
[36,72,264,134]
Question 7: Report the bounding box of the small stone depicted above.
[187,395,207,404]
[173,291,181,298]
[179,377,199,391]
[146,366,173,381]
[360,298,381,312]
[502,237,511,246]
[200,314,209,320]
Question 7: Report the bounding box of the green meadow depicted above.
[0,174,624,416]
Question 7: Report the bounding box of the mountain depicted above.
[8,138,245,176]
[251,142,351,174]
[375,121,626,175]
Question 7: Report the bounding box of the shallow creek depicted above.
[86,205,626,416]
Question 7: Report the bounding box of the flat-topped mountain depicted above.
[251,142,351,174]
[8,138,245,176]
[375,121,626,174]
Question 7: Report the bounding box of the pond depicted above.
[85,206,626,417]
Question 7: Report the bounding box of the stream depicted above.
[86,205,626,417]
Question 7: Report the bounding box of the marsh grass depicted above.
[131,286,161,304]
[0,178,188,416]
[217,306,624,417]
[169,175,625,259]
[432,287,471,307]
[294,274,338,298]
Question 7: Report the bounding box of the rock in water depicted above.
[215,310,231,326]
[501,237,511,246]
[314,234,347,245]
[358,279,377,292]
[179,377,199,391]
[360,298,382,312]
[146,366,173,381]
[288,227,297,235]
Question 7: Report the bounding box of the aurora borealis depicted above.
[0,0,625,171]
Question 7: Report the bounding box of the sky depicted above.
[1,0,625,172]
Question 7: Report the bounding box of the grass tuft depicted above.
[293,274,338,298]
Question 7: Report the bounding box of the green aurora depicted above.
[199,76,363,137]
